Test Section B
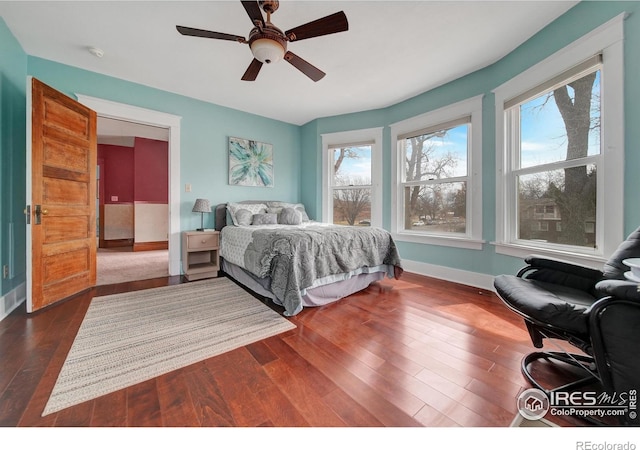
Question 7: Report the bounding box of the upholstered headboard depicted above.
[214,203,228,231]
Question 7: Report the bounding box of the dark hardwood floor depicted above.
[0,272,591,427]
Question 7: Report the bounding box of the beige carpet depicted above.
[97,248,169,285]
[42,277,296,416]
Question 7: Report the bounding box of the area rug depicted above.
[42,277,295,416]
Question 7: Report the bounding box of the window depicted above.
[390,96,483,249]
[512,60,601,248]
[494,14,624,265]
[330,144,372,226]
[321,128,382,227]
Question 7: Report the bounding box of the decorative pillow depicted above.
[266,207,283,222]
[251,213,278,225]
[266,206,283,215]
[279,207,302,225]
[295,204,310,222]
[234,209,253,226]
[266,202,310,222]
[227,202,267,226]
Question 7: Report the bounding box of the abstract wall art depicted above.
[228,136,274,187]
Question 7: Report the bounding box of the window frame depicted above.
[493,13,625,267]
[321,128,383,227]
[390,95,484,250]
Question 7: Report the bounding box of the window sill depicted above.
[492,241,607,270]
[393,232,485,250]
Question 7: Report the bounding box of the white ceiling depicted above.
[0,0,578,125]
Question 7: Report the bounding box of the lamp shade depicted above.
[250,38,285,64]
[192,198,211,231]
[192,198,211,213]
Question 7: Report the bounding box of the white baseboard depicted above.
[402,259,496,292]
[0,282,26,322]
[0,263,494,322]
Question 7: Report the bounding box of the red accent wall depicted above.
[134,137,168,203]
[97,144,134,204]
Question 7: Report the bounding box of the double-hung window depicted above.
[494,14,624,265]
[321,128,383,227]
[329,143,373,226]
[391,96,483,249]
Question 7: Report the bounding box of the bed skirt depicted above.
[221,258,388,310]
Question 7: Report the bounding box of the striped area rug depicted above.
[42,277,295,416]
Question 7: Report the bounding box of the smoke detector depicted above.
[88,46,104,58]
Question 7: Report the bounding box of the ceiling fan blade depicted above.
[241,58,263,81]
[285,11,348,42]
[241,1,264,27]
[176,25,246,43]
[284,51,325,82]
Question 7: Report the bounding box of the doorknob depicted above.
[34,205,46,225]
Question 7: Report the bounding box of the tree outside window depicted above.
[514,67,600,248]
[331,146,372,226]
[400,122,469,235]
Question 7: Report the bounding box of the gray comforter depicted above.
[243,224,403,316]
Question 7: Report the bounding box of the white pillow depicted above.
[234,209,253,226]
[227,202,267,226]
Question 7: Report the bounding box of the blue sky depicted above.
[333,146,372,182]
[334,70,600,180]
[520,71,601,168]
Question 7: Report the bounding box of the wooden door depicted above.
[27,78,97,312]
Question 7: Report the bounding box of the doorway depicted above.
[96,117,170,285]
[76,94,182,280]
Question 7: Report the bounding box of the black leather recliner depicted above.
[494,227,640,426]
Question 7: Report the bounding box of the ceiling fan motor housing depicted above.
[259,0,279,14]
[249,25,287,64]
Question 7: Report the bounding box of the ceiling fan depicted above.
[176,0,348,82]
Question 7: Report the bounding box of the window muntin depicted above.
[509,65,601,250]
[400,122,469,235]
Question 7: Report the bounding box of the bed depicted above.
[215,201,403,316]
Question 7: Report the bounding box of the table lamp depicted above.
[192,198,211,231]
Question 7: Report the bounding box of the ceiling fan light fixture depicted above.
[250,38,285,64]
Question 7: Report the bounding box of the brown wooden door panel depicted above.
[44,216,91,243]
[43,136,92,174]
[43,244,91,282]
[30,78,97,312]
[43,177,90,204]
[43,93,91,133]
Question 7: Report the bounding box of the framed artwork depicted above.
[228,136,274,187]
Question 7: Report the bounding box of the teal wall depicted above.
[26,57,302,233]
[301,1,640,278]
[2,1,640,300]
[0,18,27,297]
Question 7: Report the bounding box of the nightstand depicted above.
[182,230,220,281]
